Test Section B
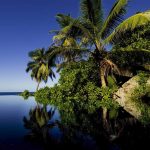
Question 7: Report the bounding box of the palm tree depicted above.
[26,48,55,91]
[48,0,150,125]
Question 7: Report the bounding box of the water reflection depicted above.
[0,95,43,150]
[23,99,150,150]
[23,105,58,147]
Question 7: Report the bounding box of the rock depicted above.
[114,74,150,121]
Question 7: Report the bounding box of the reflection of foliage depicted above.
[19,90,33,100]
[23,105,56,144]
[109,118,150,150]
[35,59,120,148]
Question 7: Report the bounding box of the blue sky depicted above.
[0,0,149,92]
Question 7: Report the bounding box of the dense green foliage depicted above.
[20,90,33,99]
[35,59,119,125]
[113,25,150,49]
[131,72,150,123]
[111,25,150,69]
[111,50,150,70]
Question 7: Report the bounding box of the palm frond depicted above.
[56,13,73,28]
[26,61,36,72]
[49,46,89,59]
[28,48,45,61]
[53,20,76,44]
[49,69,56,80]
[49,30,60,35]
[53,18,93,46]
[100,0,128,38]
[26,47,56,85]
[63,37,77,47]
[70,19,94,41]
[80,0,103,28]
[104,10,150,44]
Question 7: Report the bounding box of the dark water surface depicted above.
[0,94,59,150]
[0,92,33,95]
[0,94,150,150]
[0,94,110,150]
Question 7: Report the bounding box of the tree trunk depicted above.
[36,81,40,91]
[100,68,106,87]
[114,74,150,121]
[99,67,109,128]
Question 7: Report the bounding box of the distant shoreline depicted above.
[0,92,34,96]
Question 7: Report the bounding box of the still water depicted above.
[0,94,114,150]
[0,95,59,150]
[0,94,150,150]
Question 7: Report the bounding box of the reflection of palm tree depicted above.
[23,105,56,144]
[26,48,55,91]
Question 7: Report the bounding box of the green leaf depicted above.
[104,10,150,44]
[100,0,128,38]
[80,0,103,28]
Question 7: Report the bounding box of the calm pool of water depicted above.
[0,95,59,150]
[0,95,149,150]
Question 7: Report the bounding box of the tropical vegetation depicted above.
[19,89,33,99]
[45,0,150,125]
[25,0,150,147]
[26,48,55,91]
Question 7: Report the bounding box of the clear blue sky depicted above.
[0,0,149,92]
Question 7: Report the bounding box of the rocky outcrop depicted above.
[114,74,150,120]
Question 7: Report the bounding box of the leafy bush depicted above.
[129,72,150,124]
[35,60,119,125]
[20,90,33,99]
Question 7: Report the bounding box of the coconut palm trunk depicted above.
[36,81,40,91]
[100,67,107,87]
[99,65,109,129]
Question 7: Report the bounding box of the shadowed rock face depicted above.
[141,93,150,106]
[114,74,150,121]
